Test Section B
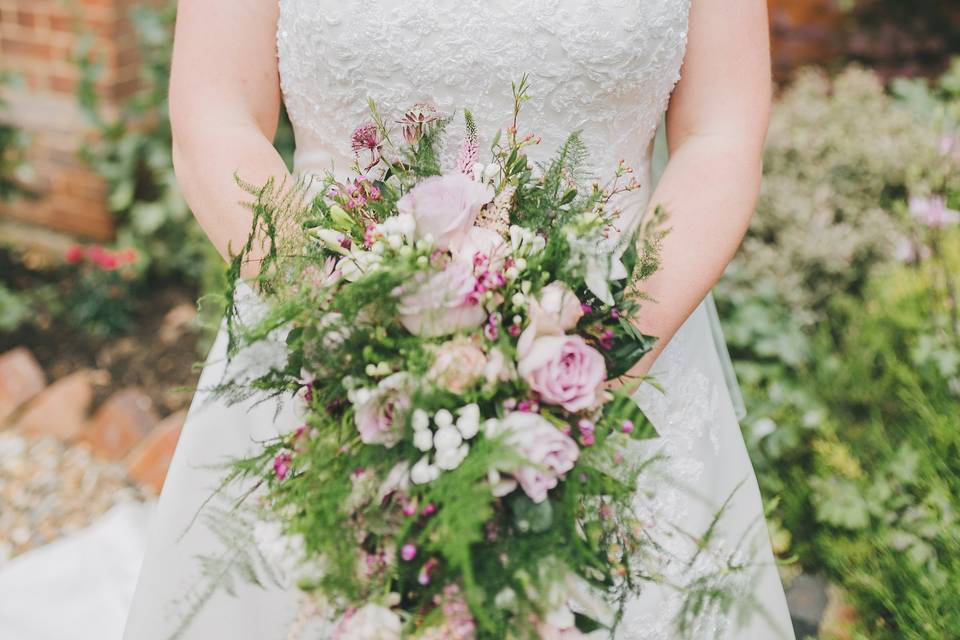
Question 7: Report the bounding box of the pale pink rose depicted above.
[483,347,515,385]
[500,411,580,503]
[428,337,487,393]
[354,374,411,448]
[517,335,606,413]
[397,262,486,338]
[517,282,584,356]
[397,174,494,250]
[452,226,508,270]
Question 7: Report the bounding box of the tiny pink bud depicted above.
[401,544,417,561]
[622,420,634,434]
[422,503,437,516]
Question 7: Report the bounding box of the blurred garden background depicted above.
[1,1,959,639]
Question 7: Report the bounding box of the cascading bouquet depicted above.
[204,78,675,639]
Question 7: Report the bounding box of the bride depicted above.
[124,1,795,638]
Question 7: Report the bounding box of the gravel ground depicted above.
[0,429,147,563]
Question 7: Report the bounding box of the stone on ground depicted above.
[126,410,187,494]
[15,370,93,441]
[84,388,160,461]
[0,347,46,424]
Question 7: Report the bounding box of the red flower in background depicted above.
[65,245,85,264]
[65,244,139,271]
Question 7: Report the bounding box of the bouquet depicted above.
[199,78,678,640]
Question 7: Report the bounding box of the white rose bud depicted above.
[436,443,470,471]
[411,409,430,431]
[434,409,454,428]
[411,456,438,485]
[433,426,463,452]
[413,428,434,452]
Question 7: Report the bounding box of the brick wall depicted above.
[769,0,844,81]
[0,0,144,241]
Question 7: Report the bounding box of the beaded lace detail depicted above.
[277,0,691,181]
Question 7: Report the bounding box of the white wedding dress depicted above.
[124,2,795,639]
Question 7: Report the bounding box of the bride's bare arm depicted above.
[169,0,290,267]
[626,0,771,378]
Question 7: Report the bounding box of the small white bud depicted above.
[433,426,463,452]
[514,258,528,271]
[417,255,429,267]
[413,429,434,452]
[505,266,519,281]
[365,364,378,377]
[434,409,454,428]
[411,409,430,431]
[511,292,526,307]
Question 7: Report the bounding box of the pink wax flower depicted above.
[401,543,417,561]
[419,585,477,640]
[517,282,584,356]
[397,174,494,250]
[500,411,580,503]
[910,195,960,228]
[621,420,635,434]
[518,335,607,412]
[397,262,486,338]
[273,452,293,480]
[354,373,411,448]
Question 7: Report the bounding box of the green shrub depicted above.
[716,61,960,638]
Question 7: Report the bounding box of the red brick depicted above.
[84,387,160,460]
[16,370,93,441]
[0,347,46,423]
[126,410,186,494]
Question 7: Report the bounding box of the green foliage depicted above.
[0,71,30,202]
[75,3,293,294]
[717,61,960,638]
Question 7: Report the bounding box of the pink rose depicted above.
[517,335,606,413]
[452,226,508,270]
[397,262,486,337]
[517,282,584,356]
[354,374,411,448]
[428,337,487,393]
[499,411,580,504]
[397,174,494,250]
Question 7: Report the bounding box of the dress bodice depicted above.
[277,0,691,185]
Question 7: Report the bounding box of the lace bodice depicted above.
[277,0,691,185]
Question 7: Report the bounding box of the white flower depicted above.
[567,233,628,305]
[434,409,454,428]
[411,456,440,485]
[340,250,383,282]
[434,426,463,452]
[483,418,503,438]
[332,604,402,640]
[436,443,470,471]
[411,409,430,431]
[488,468,518,497]
[456,404,481,439]
[413,429,434,452]
[311,228,350,255]
[509,225,546,256]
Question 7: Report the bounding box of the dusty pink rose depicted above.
[397,174,494,250]
[452,226,508,270]
[518,335,606,412]
[517,282,584,356]
[428,337,488,393]
[354,373,411,448]
[500,411,580,503]
[397,262,486,337]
